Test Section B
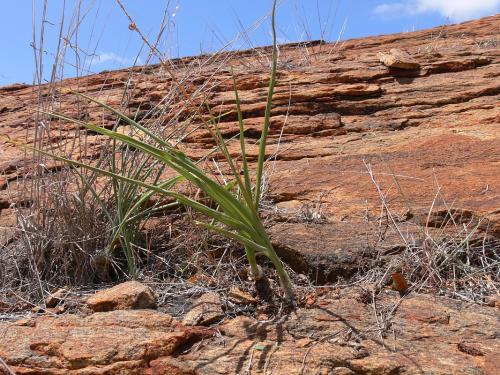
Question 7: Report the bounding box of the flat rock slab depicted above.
[0,310,213,374]
[269,221,440,283]
[2,290,495,374]
[168,290,500,374]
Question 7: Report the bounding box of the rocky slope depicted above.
[1,15,499,280]
[1,281,499,374]
[0,14,499,375]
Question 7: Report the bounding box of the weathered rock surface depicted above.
[0,309,213,374]
[185,290,499,374]
[0,13,499,375]
[86,281,157,312]
[0,16,499,278]
[0,288,498,374]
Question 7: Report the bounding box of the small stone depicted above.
[331,368,356,375]
[13,318,35,327]
[228,287,258,305]
[484,295,499,308]
[45,288,68,308]
[257,313,270,321]
[297,274,309,283]
[31,305,45,314]
[182,293,224,326]
[378,48,420,70]
[458,342,485,356]
[86,281,157,312]
[187,271,215,286]
[276,199,302,211]
[47,305,67,315]
[390,272,409,294]
[305,293,317,307]
[296,338,313,348]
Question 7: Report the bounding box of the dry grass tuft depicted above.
[358,162,499,304]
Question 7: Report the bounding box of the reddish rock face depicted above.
[0,17,499,280]
[0,288,497,374]
[0,309,213,374]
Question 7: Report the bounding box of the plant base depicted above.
[251,265,273,302]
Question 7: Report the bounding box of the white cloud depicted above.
[374,3,409,17]
[374,0,500,21]
[93,52,141,66]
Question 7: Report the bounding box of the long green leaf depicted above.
[254,0,278,209]
[71,91,170,148]
[17,139,259,237]
[232,71,252,196]
[204,103,255,210]
[80,121,261,233]
[195,221,268,254]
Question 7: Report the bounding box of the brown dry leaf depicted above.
[391,272,409,294]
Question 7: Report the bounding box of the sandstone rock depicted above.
[1,16,499,284]
[31,304,66,315]
[146,357,199,375]
[12,318,35,327]
[0,13,498,375]
[86,281,157,312]
[485,294,500,308]
[0,289,498,374]
[182,292,224,326]
[378,48,420,69]
[0,310,213,374]
[485,351,500,375]
[187,271,216,286]
[219,315,258,338]
[228,287,258,305]
[172,290,499,374]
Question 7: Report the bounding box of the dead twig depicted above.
[0,357,16,375]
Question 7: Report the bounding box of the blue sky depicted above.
[1,0,498,86]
